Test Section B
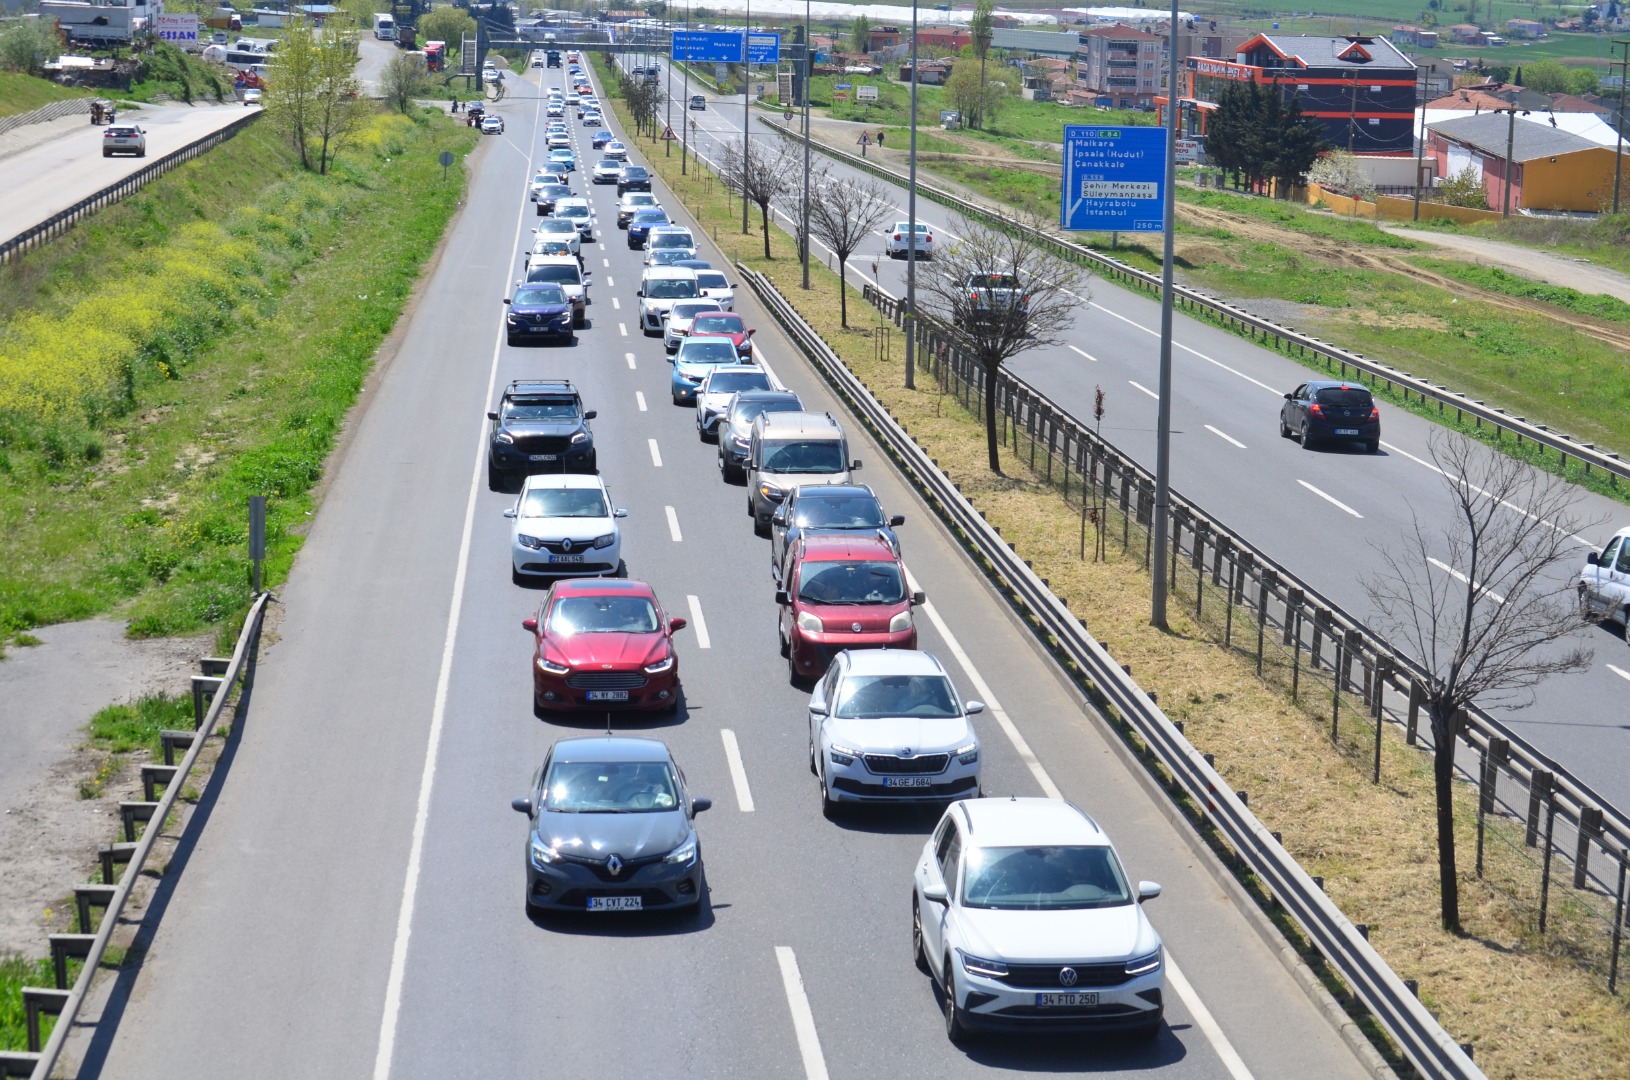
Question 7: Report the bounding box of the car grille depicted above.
[565,671,648,690]
[510,434,574,454]
[863,753,949,775]
[555,850,664,880]
[530,538,602,555]
[831,776,977,798]
[519,561,614,574]
[995,963,1132,989]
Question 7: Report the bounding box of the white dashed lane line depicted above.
[1428,557,1505,604]
[625,351,636,369]
[1129,380,1158,400]
[1607,664,1630,683]
[720,729,755,812]
[1296,479,1362,518]
[603,257,610,267]
[774,947,830,1080]
[635,391,647,412]
[1068,345,1098,361]
[1205,425,1246,449]
[685,594,711,648]
[665,505,683,542]
[619,323,628,336]
[611,297,621,309]
[648,439,662,467]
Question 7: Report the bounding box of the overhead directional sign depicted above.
[746,31,780,64]
[672,30,744,63]
[1061,125,1166,232]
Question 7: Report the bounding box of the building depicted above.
[42,0,162,42]
[866,26,901,52]
[992,26,1081,59]
[1447,24,1484,44]
[1429,111,1628,211]
[1505,18,1545,38]
[915,26,972,54]
[1392,25,1438,48]
[1076,22,1163,109]
[1183,34,1418,155]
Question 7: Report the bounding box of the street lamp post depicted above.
[1499,106,1527,219]
[681,0,690,173]
[801,0,812,289]
[742,0,751,234]
[1150,0,1181,629]
[1612,39,1628,213]
[903,2,919,391]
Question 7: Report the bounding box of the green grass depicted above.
[0,73,94,119]
[0,107,477,646]
[126,42,230,104]
[0,953,60,1052]
[1179,188,1424,248]
[88,692,194,756]
[1419,259,1630,323]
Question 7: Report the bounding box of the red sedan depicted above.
[523,579,687,715]
[687,312,756,358]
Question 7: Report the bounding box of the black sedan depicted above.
[617,164,653,195]
[511,735,711,916]
[769,483,905,582]
[1280,380,1380,453]
[505,284,576,345]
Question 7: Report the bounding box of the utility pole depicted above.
[903,5,919,390]
[681,0,690,174]
[801,3,812,289]
[1612,39,1629,213]
[1151,0,1180,630]
[1412,64,1427,221]
[1499,106,1526,218]
[1348,67,1358,153]
[742,0,751,234]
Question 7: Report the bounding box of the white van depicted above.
[746,412,859,534]
[637,266,699,335]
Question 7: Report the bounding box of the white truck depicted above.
[372,13,396,40]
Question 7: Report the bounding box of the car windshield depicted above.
[677,341,738,365]
[972,274,1019,290]
[558,205,588,219]
[624,194,656,206]
[672,301,720,321]
[539,185,572,199]
[730,398,798,424]
[647,250,691,266]
[645,278,697,299]
[696,271,730,291]
[704,370,770,395]
[692,314,744,335]
[796,560,905,605]
[547,595,661,634]
[528,265,581,285]
[596,158,619,169]
[1314,386,1373,407]
[650,232,694,250]
[519,486,607,517]
[540,760,679,813]
[893,222,928,233]
[514,286,568,305]
[762,440,845,474]
[961,846,1132,910]
[831,674,957,719]
[633,210,669,224]
[796,495,884,529]
[504,396,579,421]
[622,167,648,178]
[538,220,576,235]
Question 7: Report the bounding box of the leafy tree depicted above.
[850,14,872,55]
[419,6,477,53]
[1521,59,1571,93]
[1567,67,1600,95]
[267,17,366,173]
[944,56,1014,131]
[309,27,368,174]
[970,0,994,128]
[805,167,894,327]
[267,18,321,170]
[0,17,62,77]
[1437,164,1488,208]
[381,52,429,113]
[1207,80,1325,195]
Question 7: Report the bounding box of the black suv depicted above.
[487,380,597,488]
[1280,380,1380,453]
[617,164,652,195]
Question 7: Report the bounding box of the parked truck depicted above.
[396,23,416,48]
[423,40,445,72]
[372,12,396,40]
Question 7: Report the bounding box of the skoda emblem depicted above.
[606,854,624,876]
[1058,967,1079,987]
[561,538,574,553]
[851,621,862,633]
[899,747,914,758]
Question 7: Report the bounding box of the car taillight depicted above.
[1308,404,1324,417]
[1369,407,1380,420]
[893,233,902,241]
[104,131,115,137]
[925,234,932,242]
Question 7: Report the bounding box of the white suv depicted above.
[809,650,981,813]
[913,798,1165,1041]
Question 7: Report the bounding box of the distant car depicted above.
[592,158,622,184]
[592,128,615,148]
[695,365,774,439]
[243,88,263,106]
[486,378,597,488]
[583,110,603,126]
[533,182,574,216]
[510,734,711,915]
[663,298,723,352]
[689,94,706,110]
[604,140,628,161]
[530,217,582,257]
[504,472,626,583]
[643,225,696,265]
[886,221,932,259]
[617,191,661,228]
[519,256,591,327]
[644,249,694,268]
[717,390,804,483]
[770,484,904,582]
[546,130,570,149]
[966,272,1029,321]
[520,580,688,714]
[546,101,565,117]
[1279,380,1380,453]
[687,311,755,359]
[616,164,652,194]
[694,269,736,311]
[626,207,671,248]
[548,147,577,172]
[102,124,146,157]
[505,283,577,346]
[1580,525,1630,639]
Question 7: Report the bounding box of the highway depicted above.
[643,57,1630,818]
[84,60,1371,1080]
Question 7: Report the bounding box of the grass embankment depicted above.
[127,42,230,104]
[0,107,478,651]
[0,73,94,118]
[597,60,1630,1077]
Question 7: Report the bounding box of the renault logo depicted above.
[561,538,574,553]
[606,854,623,876]
[1058,967,1079,987]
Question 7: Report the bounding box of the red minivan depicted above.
[775,534,922,685]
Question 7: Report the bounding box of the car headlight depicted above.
[663,831,697,865]
[796,610,823,634]
[731,433,750,448]
[828,742,857,766]
[758,483,786,502]
[1125,948,1163,977]
[888,610,914,634]
[493,432,514,444]
[643,654,673,674]
[591,531,617,550]
[506,315,520,326]
[518,534,547,550]
[570,430,590,443]
[530,835,558,868]
[955,741,979,765]
[958,951,1009,978]
[537,657,569,676]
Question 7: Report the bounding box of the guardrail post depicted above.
[73,884,116,934]
[191,675,223,729]
[1527,769,1553,848]
[1331,633,1344,742]
[1256,568,1274,676]
[1282,587,1302,647]
[1540,787,1558,933]
[22,988,69,1053]
[48,935,94,990]
[1475,736,1509,877]
[1372,658,1391,783]
[1406,679,1423,745]
[1611,851,1627,993]
[1575,806,1604,890]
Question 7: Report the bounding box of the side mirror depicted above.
[889,514,905,527]
[921,881,949,904]
[747,327,757,336]
[503,508,517,518]
[731,283,740,289]
[522,617,538,633]
[636,289,644,296]
[1587,552,1600,566]
[691,795,712,814]
[583,410,597,420]
[669,616,688,632]
[965,700,986,715]
[503,298,512,305]
[772,507,788,526]
[808,701,829,716]
[774,589,790,607]
[511,796,533,815]
[487,410,499,420]
[1283,391,1294,399]
[850,460,862,471]
[1137,881,1163,903]
[614,508,628,518]
[911,591,926,606]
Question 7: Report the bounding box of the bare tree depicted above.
[380,53,429,115]
[1365,430,1595,933]
[720,135,799,259]
[805,167,893,327]
[918,215,1088,472]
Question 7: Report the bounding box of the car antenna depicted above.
[605,711,613,737]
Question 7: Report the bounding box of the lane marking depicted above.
[774,947,831,1080]
[666,505,683,541]
[1068,344,1098,361]
[1381,441,1593,546]
[371,70,543,1080]
[648,439,662,467]
[1205,424,1246,449]
[635,390,647,412]
[1296,479,1363,518]
[607,275,615,287]
[1607,664,1630,683]
[1129,380,1158,400]
[1427,557,1506,604]
[686,594,711,648]
[720,729,755,812]
[619,323,628,336]
[625,351,637,369]
[603,257,610,267]
[611,296,621,309]
[1166,956,1255,1080]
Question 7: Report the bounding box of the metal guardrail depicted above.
[739,262,1485,1079]
[761,120,1630,489]
[0,99,95,139]
[0,110,260,265]
[0,593,270,1080]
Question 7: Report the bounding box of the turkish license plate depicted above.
[529,453,558,461]
[884,776,932,788]
[586,689,629,701]
[1036,992,1099,1007]
[587,896,642,911]
[1335,428,1358,436]
[550,554,584,564]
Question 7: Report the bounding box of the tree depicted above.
[1207,80,1325,195]
[267,17,321,170]
[1365,431,1594,932]
[419,6,477,55]
[267,17,366,173]
[944,56,1014,132]
[1307,150,1376,206]
[850,14,872,55]
[1567,67,1600,95]
[1521,59,1572,93]
[0,17,63,77]
[1437,164,1489,208]
[381,53,429,113]
[920,216,1089,472]
[309,26,368,173]
[720,134,800,258]
[805,167,894,327]
[969,0,995,128]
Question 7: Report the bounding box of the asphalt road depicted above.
[84,62,1371,1080]
[645,58,1630,818]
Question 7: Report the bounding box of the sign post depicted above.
[155,13,199,43]
[1060,125,1166,232]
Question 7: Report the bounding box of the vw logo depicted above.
[561,538,574,553]
[851,622,862,633]
[1058,967,1079,987]
[606,854,623,876]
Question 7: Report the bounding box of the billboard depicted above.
[856,84,878,101]
[156,13,199,43]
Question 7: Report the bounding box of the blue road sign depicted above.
[1060,125,1167,232]
[747,32,781,64]
[673,30,744,63]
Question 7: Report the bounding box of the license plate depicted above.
[1036,992,1099,1007]
[1335,428,1358,436]
[586,689,629,701]
[529,453,558,461]
[884,776,932,788]
[550,554,584,564]
[587,896,642,911]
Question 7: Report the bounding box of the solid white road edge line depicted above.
[720,729,755,812]
[1606,663,1630,683]
[648,439,662,467]
[1427,556,1506,604]
[686,594,711,648]
[666,505,683,542]
[1296,479,1363,518]
[774,947,831,1080]
[371,75,543,1080]
[1166,955,1255,1080]
[1205,424,1246,449]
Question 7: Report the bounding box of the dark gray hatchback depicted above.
[1280,380,1380,453]
[511,736,711,916]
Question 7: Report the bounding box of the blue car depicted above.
[548,148,576,172]
[626,207,671,249]
[505,283,576,345]
[669,338,741,406]
[591,129,614,148]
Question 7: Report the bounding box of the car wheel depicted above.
[1300,423,1317,450]
[942,956,970,1043]
[1131,1016,1163,1041]
[1366,439,1380,454]
[1622,607,1630,644]
[1279,414,1292,439]
[808,734,818,775]
[672,390,684,406]
[507,333,519,347]
[103,149,112,157]
[487,460,503,491]
[779,625,791,659]
[573,311,584,329]
[912,897,930,974]
[1577,585,1591,618]
[524,890,543,919]
[818,769,839,819]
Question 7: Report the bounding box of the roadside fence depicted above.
[0,99,95,139]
